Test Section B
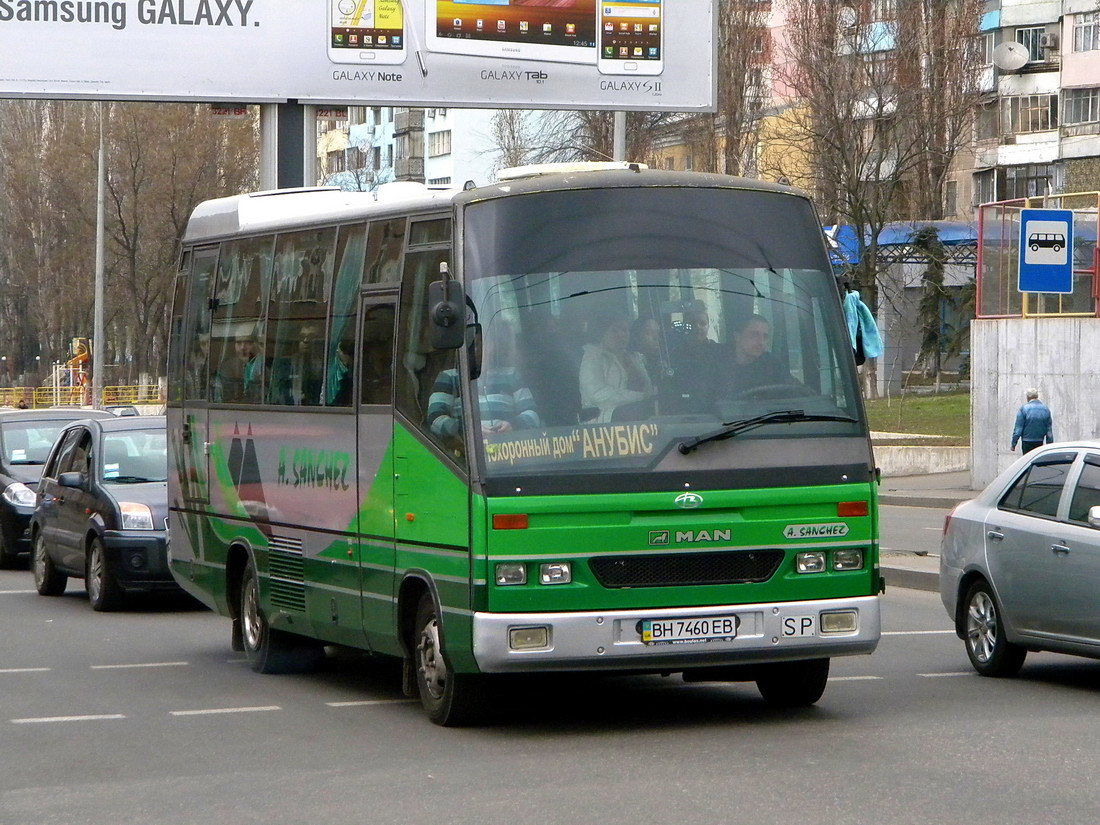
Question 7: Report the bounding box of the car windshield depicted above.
[101,430,168,483]
[1,422,70,470]
[460,187,865,482]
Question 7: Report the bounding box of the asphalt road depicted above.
[879,503,948,556]
[4,557,1100,825]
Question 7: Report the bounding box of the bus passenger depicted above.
[724,314,795,393]
[427,325,542,441]
[579,316,654,423]
[217,334,264,403]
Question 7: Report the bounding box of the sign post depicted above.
[1018,208,1074,294]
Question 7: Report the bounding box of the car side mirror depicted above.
[58,471,85,489]
[1089,505,1100,528]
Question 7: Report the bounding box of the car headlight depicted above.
[2,482,36,507]
[119,502,154,530]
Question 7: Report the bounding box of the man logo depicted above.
[674,492,704,509]
[650,530,670,545]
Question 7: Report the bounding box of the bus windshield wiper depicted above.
[678,410,858,455]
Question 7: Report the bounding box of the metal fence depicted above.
[978,192,1100,318]
[0,386,163,409]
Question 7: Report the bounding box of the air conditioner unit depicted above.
[1039,32,1058,49]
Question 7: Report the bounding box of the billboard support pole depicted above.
[92,102,106,410]
[259,102,316,190]
[613,111,627,161]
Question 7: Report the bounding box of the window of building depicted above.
[1015,26,1045,62]
[973,169,996,206]
[684,155,693,171]
[428,177,453,185]
[1004,163,1060,200]
[428,130,452,157]
[979,32,995,65]
[1006,94,1058,133]
[663,157,674,170]
[944,180,957,217]
[372,146,381,171]
[976,102,998,140]
[1074,12,1099,52]
[1065,88,1100,125]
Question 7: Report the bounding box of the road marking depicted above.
[169,705,281,716]
[918,672,973,678]
[882,630,955,636]
[0,668,51,674]
[91,662,189,670]
[326,699,418,707]
[830,675,883,681]
[12,714,126,724]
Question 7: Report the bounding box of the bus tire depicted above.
[240,557,323,675]
[33,532,67,597]
[414,592,483,726]
[755,658,830,707]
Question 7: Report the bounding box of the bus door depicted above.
[356,293,399,650]
[179,246,218,506]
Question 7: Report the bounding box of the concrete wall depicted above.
[971,317,1100,487]
[875,446,970,477]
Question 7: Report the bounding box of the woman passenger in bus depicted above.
[579,315,654,423]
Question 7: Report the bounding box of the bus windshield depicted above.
[461,186,865,484]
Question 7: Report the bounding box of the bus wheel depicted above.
[240,557,322,674]
[414,592,483,726]
[755,658,830,707]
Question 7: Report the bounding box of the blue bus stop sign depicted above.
[1019,208,1074,294]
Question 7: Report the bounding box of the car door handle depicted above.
[1051,544,1071,555]
[987,530,1004,541]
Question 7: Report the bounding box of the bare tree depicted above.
[768,0,985,395]
[0,101,259,388]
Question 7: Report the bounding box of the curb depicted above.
[881,565,939,593]
[879,494,967,509]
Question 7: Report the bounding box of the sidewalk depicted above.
[878,470,977,593]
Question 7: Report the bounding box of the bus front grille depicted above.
[589,549,785,588]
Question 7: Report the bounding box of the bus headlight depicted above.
[495,563,527,586]
[833,549,864,570]
[539,562,571,585]
[820,610,858,634]
[796,551,826,573]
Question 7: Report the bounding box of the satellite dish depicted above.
[992,41,1030,71]
[837,6,857,29]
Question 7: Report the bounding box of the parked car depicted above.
[941,441,1100,676]
[104,405,140,417]
[31,415,175,610]
[0,408,114,567]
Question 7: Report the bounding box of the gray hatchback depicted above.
[941,442,1100,676]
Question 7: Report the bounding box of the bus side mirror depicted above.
[428,279,466,350]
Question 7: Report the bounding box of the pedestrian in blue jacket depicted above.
[1011,388,1054,454]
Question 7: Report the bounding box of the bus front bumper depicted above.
[472,595,880,673]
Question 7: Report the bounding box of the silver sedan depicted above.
[941,441,1100,676]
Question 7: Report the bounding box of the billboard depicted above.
[0,0,715,111]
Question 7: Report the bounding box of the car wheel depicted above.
[33,532,67,597]
[756,658,830,707]
[239,557,323,674]
[414,592,484,726]
[87,537,123,612]
[964,581,1026,677]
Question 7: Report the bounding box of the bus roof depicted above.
[182,170,807,244]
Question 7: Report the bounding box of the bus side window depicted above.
[365,219,405,284]
[267,228,336,406]
[359,303,395,405]
[209,237,273,404]
[326,223,368,407]
[394,247,463,462]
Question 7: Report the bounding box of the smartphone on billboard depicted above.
[329,0,408,65]
[597,0,663,75]
[427,0,598,65]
